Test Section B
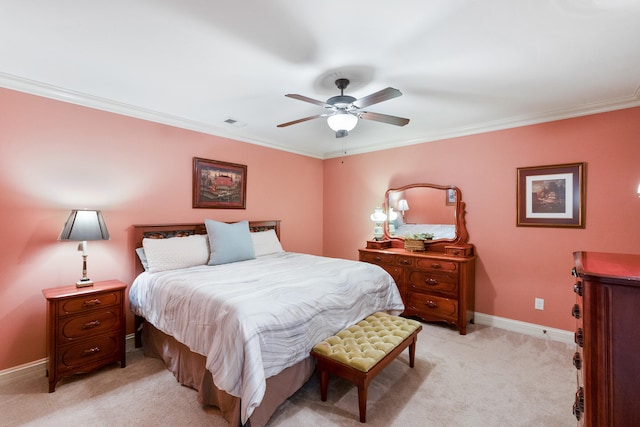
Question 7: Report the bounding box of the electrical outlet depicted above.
[535,298,544,310]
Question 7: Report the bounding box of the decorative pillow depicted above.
[142,234,209,273]
[135,247,149,271]
[205,219,256,265]
[251,229,284,257]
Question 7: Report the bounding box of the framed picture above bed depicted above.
[516,162,585,228]
[193,157,247,209]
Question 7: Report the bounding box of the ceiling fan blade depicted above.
[277,114,325,128]
[354,87,402,108]
[360,111,410,126]
[285,94,328,107]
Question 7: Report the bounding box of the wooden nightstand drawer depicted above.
[57,333,122,373]
[59,291,121,315]
[406,292,458,322]
[58,309,121,342]
[407,271,459,296]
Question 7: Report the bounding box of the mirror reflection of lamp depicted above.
[388,208,398,236]
[370,207,387,241]
[397,199,409,221]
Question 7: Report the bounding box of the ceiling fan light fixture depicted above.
[327,112,358,132]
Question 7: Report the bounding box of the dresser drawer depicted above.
[395,255,414,268]
[360,251,396,266]
[59,291,121,315]
[407,271,459,296]
[58,309,121,342]
[415,258,458,274]
[56,333,122,373]
[406,292,458,322]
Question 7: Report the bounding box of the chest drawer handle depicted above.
[82,320,102,329]
[574,329,584,347]
[572,352,582,370]
[424,300,438,309]
[400,259,411,265]
[573,387,584,420]
[571,304,580,319]
[425,278,439,286]
[82,347,101,357]
[573,282,583,296]
[82,298,101,308]
[430,263,441,269]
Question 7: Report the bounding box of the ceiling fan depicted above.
[277,78,410,138]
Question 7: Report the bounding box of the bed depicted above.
[129,220,404,426]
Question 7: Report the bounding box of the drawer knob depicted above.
[573,387,584,420]
[574,328,584,347]
[450,249,461,255]
[572,352,582,370]
[573,282,583,296]
[82,347,101,357]
[425,278,439,286]
[571,267,578,278]
[82,320,102,329]
[425,300,438,309]
[571,304,580,319]
[431,263,441,269]
[374,256,382,262]
[400,259,411,265]
[82,298,101,308]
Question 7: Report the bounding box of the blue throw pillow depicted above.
[205,219,256,265]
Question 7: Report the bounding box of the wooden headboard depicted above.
[132,220,281,277]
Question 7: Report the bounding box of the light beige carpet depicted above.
[0,322,576,426]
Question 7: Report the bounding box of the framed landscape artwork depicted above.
[193,157,247,209]
[516,162,585,228]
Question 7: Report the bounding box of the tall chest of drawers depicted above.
[43,279,127,392]
[359,247,475,334]
[571,252,640,426]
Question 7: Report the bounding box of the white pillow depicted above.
[251,229,284,257]
[142,234,209,273]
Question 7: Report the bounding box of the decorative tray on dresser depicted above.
[361,183,476,335]
[571,251,640,426]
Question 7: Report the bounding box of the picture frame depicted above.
[517,162,585,228]
[446,188,456,206]
[193,157,247,209]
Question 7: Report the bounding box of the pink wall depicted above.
[0,88,323,371]
[323,106,640,332]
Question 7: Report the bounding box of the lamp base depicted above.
[76,278,94,288]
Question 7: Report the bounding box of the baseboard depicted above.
[2,318,573,385]
[0,333,137,386]
[474,312,574,345]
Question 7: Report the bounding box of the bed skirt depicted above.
[141,322,315,427]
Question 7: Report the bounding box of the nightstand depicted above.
[43,279,127,392]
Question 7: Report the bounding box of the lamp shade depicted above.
[59,210,110,241]
[327,112,358,132]
[397,199,409,212]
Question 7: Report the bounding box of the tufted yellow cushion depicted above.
[312,312,422,372]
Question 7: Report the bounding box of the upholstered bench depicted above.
[310,312,422,422]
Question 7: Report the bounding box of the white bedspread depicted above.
[129,252,404,423]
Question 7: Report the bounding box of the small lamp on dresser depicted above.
[369,207,387,241]
[58,209,110,287]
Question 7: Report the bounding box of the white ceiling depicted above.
[2,0,640,159]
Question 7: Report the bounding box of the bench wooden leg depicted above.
[357,383,368,423]
[319,367,329,401]
[409,336,417,368]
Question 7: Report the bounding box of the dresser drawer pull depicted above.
[374,256,382,262]
[573,281,582,296]
[424,300,438,309]
[574,329,584,347]
[82,299,101,308]
[430,263,441,269]
[572,387,584,420]
[82,347,101,357]
[82,320,102,329]
[424,278,439,286]
[572,352,582,370]
[571,304,580,319]
[571,267,578,278]
[400,259,411,265]
[450,249,461,255]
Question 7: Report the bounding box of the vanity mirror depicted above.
[384,183,470,251]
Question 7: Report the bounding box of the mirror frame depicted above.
[383,183,470,251]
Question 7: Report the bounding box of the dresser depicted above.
[43,279,127,392]
[571,252,640,426]
[359,247,475,334]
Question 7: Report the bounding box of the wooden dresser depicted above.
[571,252,640,425]
[359,246,475,334]
[43,279,127,392]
